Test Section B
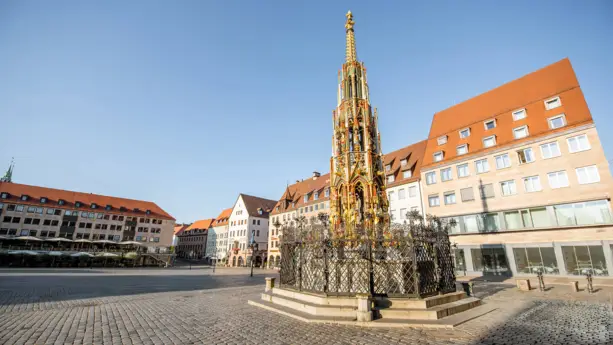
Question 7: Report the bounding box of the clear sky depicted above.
[1,1,611,223]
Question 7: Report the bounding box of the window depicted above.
[523,176,542,192]
[0,193,7,199]
[441,168,452,182]
[457,164,469,178]
[548,114,566,129]
[479,213,500,232]
[425,172,437,185]
[387,175,395,183]
[398,189,406,200]
[303,194,309,202]
[570,246,608,280]
[482,136,496,148]
[459,128,470,139]
[314,192,319,200]
[21,195,28,201]
[437,136,448,145]
[400,159,407,167]
[388,191,395,201]
[402,170,412,179]
[324,188,330,198]
[512,108,526,121]
[399,208,407,220]
[252,219,256,225]
[495,154,511,169]
[500,180,517,196]
[540,142,561,159]
[433,151,443,162]
[567,134,590,153]
[479,184,495,199]
[463,215,479,233]
[16,205,23,212]
[554,200,612,226]
[456,144,468,156]
[385,164,391,172]
[6,204,15,211]
[514,247,559,275]
[43,219,51,226]
[484,119,496,130]
[408,186,417,198]
[548,171,569,189]
[475,159,490,174]
[444,192,456,205]
[545,96,561,110]
[428,195,440,207]
[517,148,535,164]
[513,126,529,139]
[460,187,474,202]
[24,218,32,224]
[11,217,20,223]
[20,229,29,236]
[576,165,600,184]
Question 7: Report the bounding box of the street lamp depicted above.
[249,229,258,277]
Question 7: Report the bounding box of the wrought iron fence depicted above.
[277,213,456,298]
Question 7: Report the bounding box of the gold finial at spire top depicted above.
[345,10,357,62]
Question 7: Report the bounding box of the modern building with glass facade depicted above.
[420,58,613,278]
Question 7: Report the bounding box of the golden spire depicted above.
[345,10,357,63]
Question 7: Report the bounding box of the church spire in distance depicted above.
[345,11,357,63]
[1,157,14,183]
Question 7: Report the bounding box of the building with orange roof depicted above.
[0,181,175,246]
[227,193,276,267]
[176,218,214,259]
[206,208,232,263]
[420,58,613,278]
[172,223,189,246]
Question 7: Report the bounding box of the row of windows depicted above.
[386,169,412,183]
[272,202,330,224]
[385,157,410,172]
[388,185,418,201]
[389,206,420,221]
[428,165,600,207]
[442,200,612,234]
[181,236,204,242]
[435,95,563,148]
[426,134,591,185]
[231,219,259,226]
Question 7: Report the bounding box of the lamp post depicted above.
[249,230,258,277]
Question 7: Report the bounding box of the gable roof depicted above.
[423,58,592,167]
[174,224,189,236]
[0,182,175,220]
[240,194,277,218]
[271,173,331,215]
[186,218,215,232]
[382,140,427,187]
[213,208,232,227]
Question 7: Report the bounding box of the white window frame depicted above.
[440,168,452,182]
[567,134,591,153]
[483,119,496,130]
[428,195,440,207]
[433,151,444,162]
[517,147,535,165]
[512,108,526,121]
[459,128,471,139]
[457,163,469,178]
[495,153,511,170]
[483,135,496,148]
[540,141,561,159]
[475,158,490,174]
[437,135,448,145]
[400,159,407,167]
[387,174,395,183]
[444,192,456,205]
[456,144,468,156]
[548,114,566,129]
[544,96,561,110]
[425,172,437,185]
[500,180,517,196]
[513,125,529,139]
[402,170,412,179]
[523,176,542,193]
[575,165,600,185]
[547,170,569,189]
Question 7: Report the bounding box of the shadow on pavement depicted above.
[0,273,266,304]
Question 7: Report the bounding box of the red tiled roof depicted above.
[271,173,331,215]
[240,194,277,218]
[186,218,215,232]
[213,208,232,227]
[383,140,427,187]
[423,58,593,167]
[0,182,175,220]
[174,224,189,235]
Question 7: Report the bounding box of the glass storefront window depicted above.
[555,201,612,226]
[453,249,466,272]
[504,211,522,230]
[562,245,608,276]
[471,247,509,275]
[513,247,559,275]
[479,213,500,232]
[464,215,479,233]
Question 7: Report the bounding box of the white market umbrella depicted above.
[70,252,94,257]
[93,240,115,244]
[8,250,39,255]
[73,239,92,243]
[47,251,67,256]
[46,238,73,242]
[16,236,43,241]
[119,241,146,246]
[96,252,118,257]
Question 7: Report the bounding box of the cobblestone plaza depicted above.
[0,268,612,344]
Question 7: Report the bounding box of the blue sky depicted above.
[1,1,611,223]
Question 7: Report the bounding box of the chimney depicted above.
[312,171,321,180]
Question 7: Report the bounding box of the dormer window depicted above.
[314,192,319,200]
[291,202,295,208]
[146,210,151,215]
[324,188,330,198]
[387,175,395,183]
[459,128,471,139]
[40,197,47,204]
[437,136,448,145]
[58,199,65,205]
[134,208,140,213]
[276,206,279,212]
[512,108,526,121]
[400,159,407,167]
[433,151,444,162]
[403,170,412,179]
[105,205,112,211]
[91,203,97,209]
[544,96,561,110]
[548,114,566,129]
[483,119,496,130]
[304,194,309,202]
[75,201,82,208]
[385,164,391,172]
[483,135,496,148]
[120,206,127,212]
[21,195,29,201]
[258,208,263,215]
[0,192,8,199]
[456,144,468,155]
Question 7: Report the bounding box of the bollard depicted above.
[265,277,276,292]
[586,272,594,294]
[461,282,474,296]
[536,270,545,291]
[356,294,373,322]
[570,281,579,293]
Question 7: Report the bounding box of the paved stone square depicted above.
[0,268,612,344]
